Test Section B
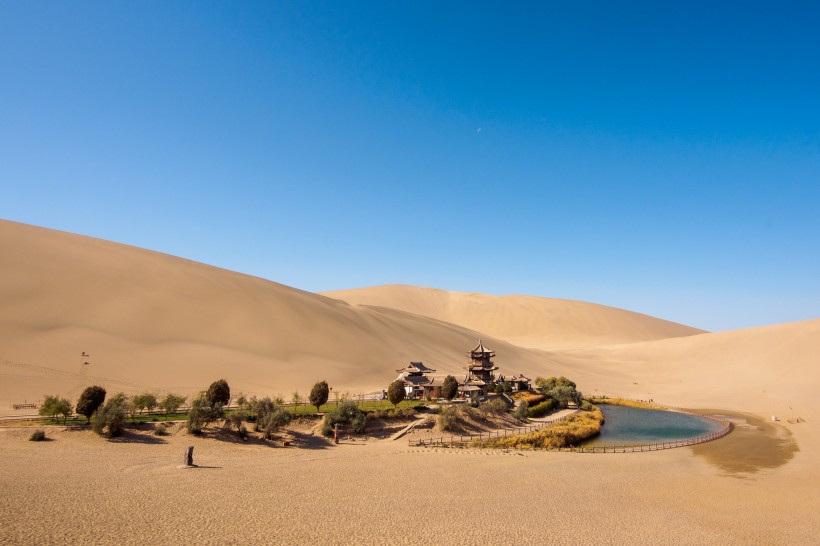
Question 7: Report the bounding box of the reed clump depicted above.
[588,397,663,410]
[473,407,604,449]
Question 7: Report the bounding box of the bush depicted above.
[153,424,168,436]
[438,405,459,432]
[528,399,557,418]
[92,393,128,437]
[514,401,529,422]
[581,400,594,411]
[187,395,225,434]
[322,399,366,436]
[30,429,46,441]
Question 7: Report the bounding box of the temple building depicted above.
[465,340,499,383]
[395,361,436,399]
[390,341,532,400]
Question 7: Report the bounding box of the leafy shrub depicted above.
[92,393,128,437]
[438,405,459,432]
[30,429,46,441]
[187,395,225,434]
[514,401,529,422]
[322,399,366,436]
[153,424,167,436]
[581,400,594,411]
[442,375,459,400]
[527,399,557,418]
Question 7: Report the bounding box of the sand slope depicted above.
[322,284,704,350]
[0,220,550,404]
[544,318,820,418]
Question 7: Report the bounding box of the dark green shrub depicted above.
[187,395,225,434]
[206,379,231,407]
[581,400,594,411]
[153,424,167,436]
[438,405,459,432]
[76,386,106,423]
[30,429,46,441]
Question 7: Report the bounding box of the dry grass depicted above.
[588,397,664,410]
[473,407,604,449]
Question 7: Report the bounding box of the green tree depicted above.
[160,393,186,419]
[76,386,106,424]
[309,381,329,413]
[441,375,459,400]
[206,379,231,407]
[187,394,225,434]
[387,380,406,408]
[39,395,72,423]
[92,393,128,437]
[133,393,158,414]
[514,400,529,422]
[291,391,302,410]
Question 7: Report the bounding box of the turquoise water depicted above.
[582,405,723,447]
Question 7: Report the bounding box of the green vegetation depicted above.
[206,379,231,407]
[514,400,529,422]
[187,393,225,435]
[309,381,330,414]
[38,395,72,424]
[438,405,459,432]
[251,396,293,440]
[92,392,129,438]
[476,406,605,449]
[322,399,367,436]
[76,386,106,423]
[29,429,46,441]
[132,393,157,415]
[527,399,558,418]
[153,424,168,436]
[368,408,416,420]
[387,380,405,408]
[534,376,582,408]
[442,375,459,400]
[160,393,186,418]
[479,397,508,419]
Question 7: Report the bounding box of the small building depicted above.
[395,361,436,399]
[506,373,532,392]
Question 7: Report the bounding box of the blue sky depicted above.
[1,1,818,331]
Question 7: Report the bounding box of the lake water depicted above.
[582,405,723,447]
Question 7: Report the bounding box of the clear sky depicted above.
[1,1,818,331]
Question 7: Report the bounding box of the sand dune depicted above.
[543,318,820,419]
[0,220,550,404]
[322,284,705,350]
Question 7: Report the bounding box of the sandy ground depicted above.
[1,419,818,545]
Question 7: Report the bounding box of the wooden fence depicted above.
[407,411,580,447]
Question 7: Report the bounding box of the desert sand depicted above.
[323,284,705,350]
[1,219,819,544]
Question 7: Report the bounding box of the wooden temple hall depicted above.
[394,341,532,399]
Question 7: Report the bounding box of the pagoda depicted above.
[465,340,499,384]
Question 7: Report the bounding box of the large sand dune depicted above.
[0,220,551,404]
[322,284,704,350]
